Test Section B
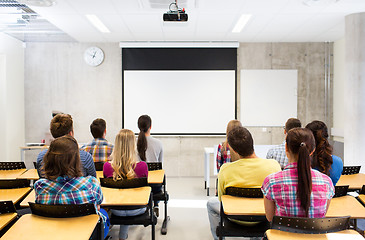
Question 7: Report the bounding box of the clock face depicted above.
[84,47,104,66]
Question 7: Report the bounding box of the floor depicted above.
[107,177,235,240]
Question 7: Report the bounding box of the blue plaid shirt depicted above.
[266,141,288,169]
[34,175,103,206]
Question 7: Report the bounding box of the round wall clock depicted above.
[84,46,104,66]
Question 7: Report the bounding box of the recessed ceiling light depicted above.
[232,14,252,33]
[85,15,110,33]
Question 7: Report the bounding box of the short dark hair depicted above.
[285,118,302,132]
[227,126,254,158]
[43,135,82,180]
[90,118,106,139]
[50,114,73,138]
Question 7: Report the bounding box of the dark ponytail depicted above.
[137,115,151,161]
[305,121,333,175]
[286,128,315,217]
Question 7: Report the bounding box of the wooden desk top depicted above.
[101,186,151,207]
[221,195,265,216]
[358,194,365,205]
[17,169,39,180]
[20,189,35,208]
[0,169,27,179]
[0,213,17,231]
[96,171,103,180]
[266,229,364,240]
[0,188,31,204]
[148,169,165,184]
[336,173,365,190]
[326,195,365,219]
[20,146,48,150]
[0,214,99,240]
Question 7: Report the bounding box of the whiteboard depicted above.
[124,70,236,134]
[240,70,297,126]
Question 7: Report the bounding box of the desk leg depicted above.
[205,152,210,196]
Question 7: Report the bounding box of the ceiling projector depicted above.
[163,1,188,22]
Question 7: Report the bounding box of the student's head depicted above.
[90,118,106,139]
[137,115,152,161]
[43,135,82,180]
[226,120,242,136]
[227,126,254,158]
[305,120,333,174]
[111,129,137,180]
[285,118,302,134]
[50,114,73,138]
[285,128,315,217]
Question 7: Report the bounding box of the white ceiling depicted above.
[4,0,365,42]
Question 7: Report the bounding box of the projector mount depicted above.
[163,0,188,21]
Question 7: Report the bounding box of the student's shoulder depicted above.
[79,149,92,159]
[332,155,343,165]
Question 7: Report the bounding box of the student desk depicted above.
[19,189,35,207]
[336,173,365,190]
[96,171,103,180]
[0,213,17,232]
[101,186,151,207]
[221,195,265,216]
[16,169,39,180]
[326,195,365,218]
[20,145,48,162]
[0,213,99,240]
[0,169,27,180]
[265,229,364,240]
[0,188,31,204]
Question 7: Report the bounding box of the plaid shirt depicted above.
[266,141,288,169]
[261,162,334,218]
[216,143,231,172]
[81,138,114,163]
[34,175,103,206]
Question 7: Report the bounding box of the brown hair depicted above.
[90,118,106,139]
[43,135,82,180]
[227,126,254,158]
[286,128,315,217]
[305,121,333,175]
[137,115,151,161]
[50,114,73,138]
[111,129,137,180]
[222,120,242,150]
[285,118,302,132]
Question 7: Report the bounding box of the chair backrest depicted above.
[0,201,16,214]
[360,185,365,194]
[94,162,104,171]
[334,185,349,198]
[147,162,162,171]
[0,179,30,189]
[100,177,148,189]
[342,166,361,175]
[271,216,350,234]
[0,162,26,170]
[226,187,263,198]
[33,162,37,169]
[29,203,97,218]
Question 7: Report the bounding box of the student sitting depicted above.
[306,120,343,185]
[81,118,114,163]
[216,120,242,172]
[207,126,281,240]
[262,128,334,222]
[34,135,109,238]
[103,129,148,240]
[36,113,96,178]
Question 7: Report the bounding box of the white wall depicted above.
[0,33,25,161]
[333,38,345,142]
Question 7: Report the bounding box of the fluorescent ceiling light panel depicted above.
[232,14,252,33]
[86,14,110,33]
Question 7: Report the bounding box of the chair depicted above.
[342,166,361,175]
[270,215,350,234]
[0,162,26,170]
[29,203,103,240]
[100,177,156,240]
[94,162,104,171]
[33,162,37,169]
[0,201,18,237]
[217,187,270,240]
[0,179,30,189]
[147,162,170,235]
[334,185,349,197]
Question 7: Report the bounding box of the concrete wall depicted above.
[0,33,25,162]
[24,42,331,176]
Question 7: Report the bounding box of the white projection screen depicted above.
[124,70,236,134]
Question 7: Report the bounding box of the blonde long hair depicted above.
[111,129,137,180]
